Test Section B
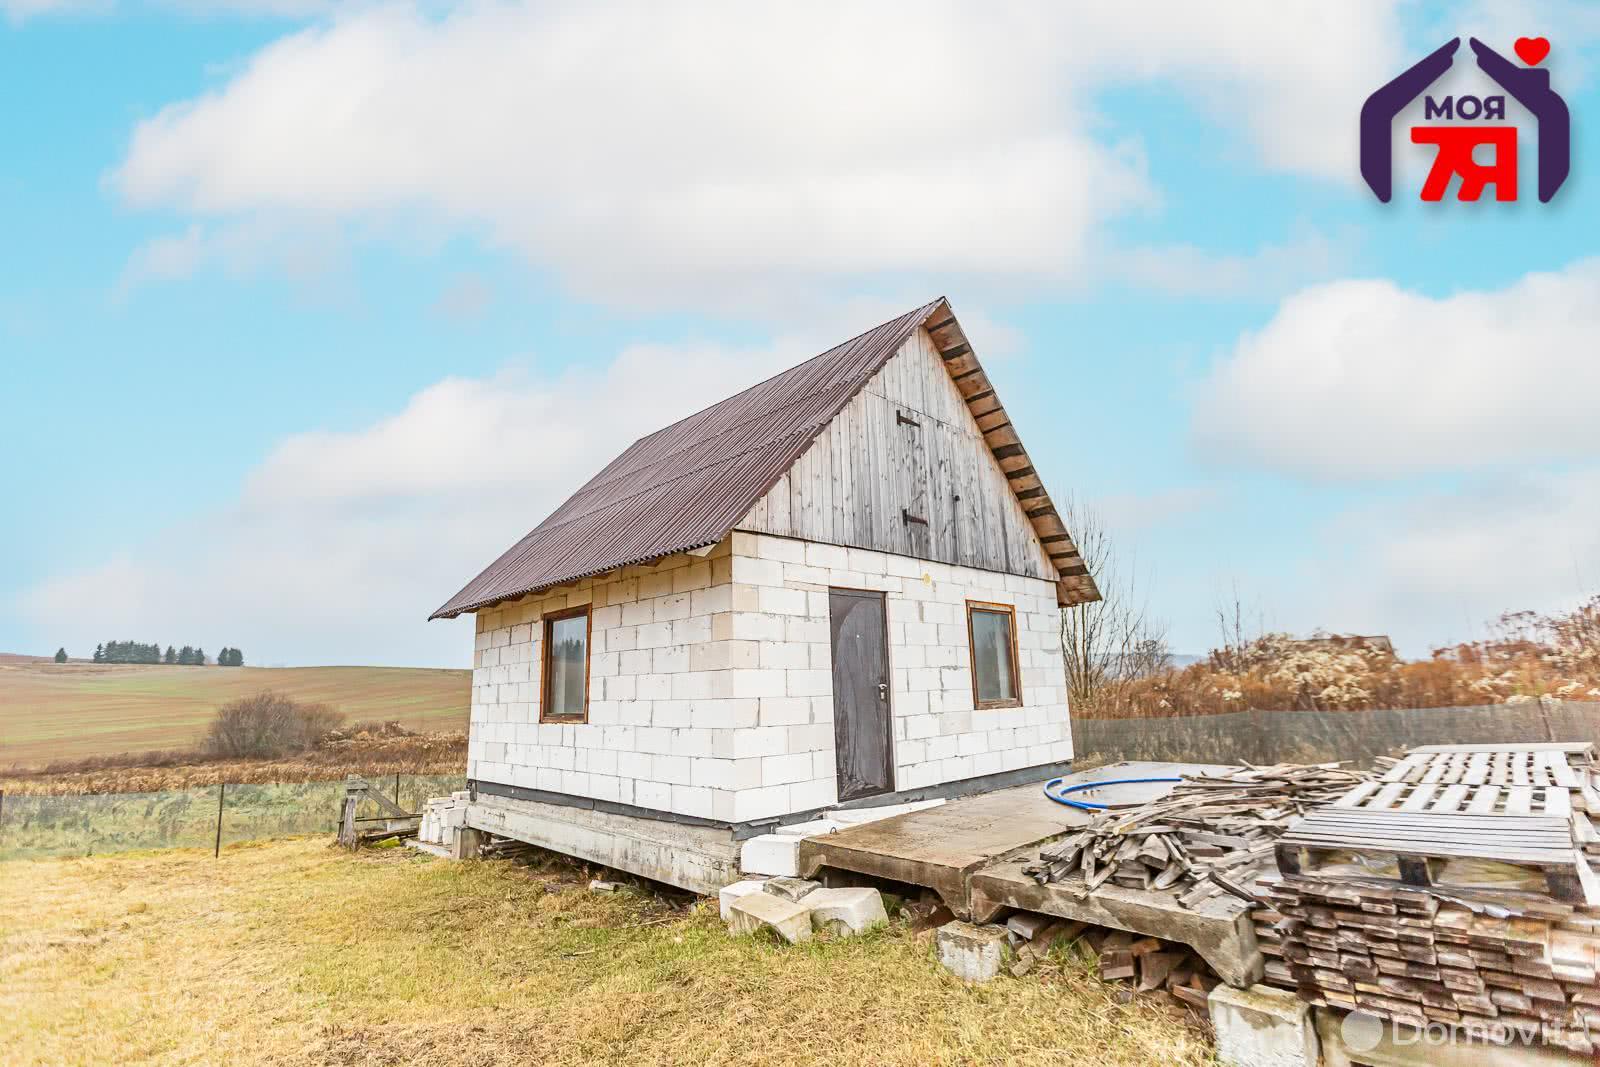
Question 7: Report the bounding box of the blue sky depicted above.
[4,2,1599,667]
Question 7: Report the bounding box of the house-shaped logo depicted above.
[1360,37,1569,203]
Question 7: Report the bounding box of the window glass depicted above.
[970,607,1017,705]
[545,612,588,719]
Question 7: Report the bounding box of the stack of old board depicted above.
[1023,763,1372,910]
[1255,742,1600,1055]
[1254,872,1600,1054]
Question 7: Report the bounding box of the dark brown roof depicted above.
[430,299,1098,619]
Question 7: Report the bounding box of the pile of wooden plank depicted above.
[1024,764,1372,909]
[1002,911,1219,1011]
[1255,872,1600,1054]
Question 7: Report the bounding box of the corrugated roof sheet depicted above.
[430,300,943,619]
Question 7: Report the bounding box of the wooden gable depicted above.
[737,301,1098,606]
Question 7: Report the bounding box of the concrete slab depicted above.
[1210,984,1318,1067]
[772,819,845,837]
[967,856,1263,989]
[798,783,1074,913]
[797,762,1229,917]
[826,799,947,824]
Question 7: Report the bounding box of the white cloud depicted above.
[12,329,847,666]
[109,1,1404,311]
[1307,468,1600,655]
[1191,260,1600,480]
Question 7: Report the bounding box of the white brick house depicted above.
[433,298,1099,889]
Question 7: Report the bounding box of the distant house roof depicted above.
[430,298,1098,619]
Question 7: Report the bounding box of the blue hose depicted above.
[1044,776,1183,811]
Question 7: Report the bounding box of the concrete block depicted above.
[740,833,800,877]
[1209,984,1318,1067]
[449,825,485,860]
[717,879,768,920]
[935,921,1010,983]
[806,887,887,936]
[727,891,813,944]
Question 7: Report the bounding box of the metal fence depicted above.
[1071,700,1600,769]
[0,774,467,861]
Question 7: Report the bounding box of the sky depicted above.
[3,1,1599,668]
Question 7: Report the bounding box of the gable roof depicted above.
[430,299,1098,619]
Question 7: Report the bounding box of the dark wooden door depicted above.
[829,588,893,801]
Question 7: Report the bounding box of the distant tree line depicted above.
[88,641,245,666]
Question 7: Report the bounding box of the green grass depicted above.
[0,838,1215,1066]
[0,660,469,766]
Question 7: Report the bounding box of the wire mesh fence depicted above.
[0,774,467,861]
[1071,699,1600,770]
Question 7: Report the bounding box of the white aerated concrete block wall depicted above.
[728,531,1071,802]
[466,532,1070,825]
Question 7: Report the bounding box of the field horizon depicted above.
[0,658,470,768]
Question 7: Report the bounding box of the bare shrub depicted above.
[201,691,344,759]
[1059,498,1171,716]
[1093,593,1600,720]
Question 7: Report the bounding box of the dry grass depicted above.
[0,730,467,796]
[1,838,1214,1067]
[0,661,468,766]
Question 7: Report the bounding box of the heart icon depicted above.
[1514,36,1550,65]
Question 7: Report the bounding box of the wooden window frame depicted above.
[538,604,592,724]
[965,600,1022,710]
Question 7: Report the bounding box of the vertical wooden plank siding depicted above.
[736,327,1055,581]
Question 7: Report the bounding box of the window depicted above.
[540,606,591,722]
[966,601,1021,709]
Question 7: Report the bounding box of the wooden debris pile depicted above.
[1256,873,1600,1055]
[1002,911,1219,1011]
[1024,764,1373,909]
[479,836,541,861]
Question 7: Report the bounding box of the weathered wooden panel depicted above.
[830,589,894,801]
[737,327,1055,581]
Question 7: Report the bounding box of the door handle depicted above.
[877,682,888,701]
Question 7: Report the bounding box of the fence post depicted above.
[214,782,226,858]
[394,772,401,808]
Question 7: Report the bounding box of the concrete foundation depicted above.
[935,921,1010,983]
[466,793,740,894]
[1209,984,1318,1067]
